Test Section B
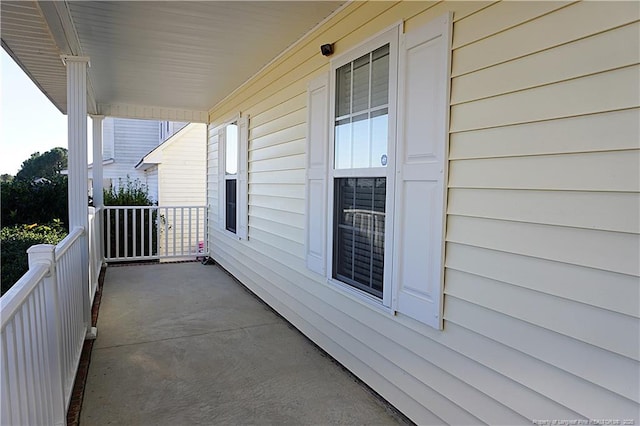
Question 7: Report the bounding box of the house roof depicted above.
[1,1,344,122]
[135,122,201,170]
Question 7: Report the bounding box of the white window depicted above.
[218,116,248,240]
[330,29,398,306]
[306,15,452,329]
[224,123,238,233]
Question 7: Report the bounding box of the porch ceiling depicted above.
[1,1,344,122]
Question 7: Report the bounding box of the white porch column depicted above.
[91,115,105,262]
[62,55,93,336]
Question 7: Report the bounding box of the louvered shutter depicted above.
[305,73,330,275]
[394,13,452,329]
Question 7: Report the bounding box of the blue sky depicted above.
[1,50,69,175]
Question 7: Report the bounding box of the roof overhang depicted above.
[1,1,345,122]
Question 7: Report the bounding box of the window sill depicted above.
[217,227,242,242]
[326,277,395,316]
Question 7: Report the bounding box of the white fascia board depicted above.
[62,157,114,175]
[135,122,198,169]
[98,104,208,123]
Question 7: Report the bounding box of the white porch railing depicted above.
[103,206,207,262]
[88,206,103,303]
[0,205,206,422]
[1,226,92,425]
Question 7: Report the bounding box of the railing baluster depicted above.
[164,208,169,257]
[181,207,185,256]
[25,297,42,424]
[60,257,70,382]
[124,207,129,258]
[196,208,200,255]
[107,208,111,261]
[133,208,137,257]
[34,284,52,421]
[115,209,120,259]
[5,324,21,425]
[2,333,14,423]
[172,208,177,257]
[140,208,145,258]
[188,208,192,255]
[13,315,28,424]
[21,306,36,424]
[149,208,158,256]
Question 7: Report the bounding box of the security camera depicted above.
[320,44,334,56]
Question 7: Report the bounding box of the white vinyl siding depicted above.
[207,1,640,423]
[102,118,115,159]
[156,123,207,259]
[157,124,206,206]
[101,117,161,203]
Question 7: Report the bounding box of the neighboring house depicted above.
[136,122,207,258]
[135,123,206,207]
[2,1,638,424]
[88,117,188,203]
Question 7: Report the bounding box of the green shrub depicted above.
[103,177,157,259]
[1,175,69,230]
[1,221,67,295]
[104,176,154,207]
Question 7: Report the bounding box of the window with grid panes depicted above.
[332,43,391,298]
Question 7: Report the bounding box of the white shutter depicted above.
[305,73,330,275]
[237,116,249,240]
[217,127,226,230]
[393,13,452,329]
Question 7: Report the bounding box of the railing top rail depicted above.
[0,263,49,330]
[54,226,84,260]
[103,205,206,209]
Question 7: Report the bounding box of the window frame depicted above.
[219,116,241,239]
[327,24,400,309]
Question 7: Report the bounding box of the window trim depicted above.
[224,122,239,234]
[218,114,242,240]
[327,24,400,309]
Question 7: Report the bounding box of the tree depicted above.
[0,174,13,183]
[15,147,68,181]
[1,174,68,229]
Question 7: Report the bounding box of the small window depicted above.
[224,123,239,233]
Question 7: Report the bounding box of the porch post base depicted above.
[86,327,98,340]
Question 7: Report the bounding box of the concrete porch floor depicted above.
[80,262,404,425]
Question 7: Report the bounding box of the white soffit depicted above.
[71,1,344,115]
[1,1,68,111]
[1,1,344,120]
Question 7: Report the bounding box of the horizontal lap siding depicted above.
[158,124,207,258]
[207,1,640,423]
[158,124,207,206]
[108,118,161,202]
[446,0,640,422]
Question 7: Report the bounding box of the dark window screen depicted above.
[225,179,237,233]
[333,177,385,298]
